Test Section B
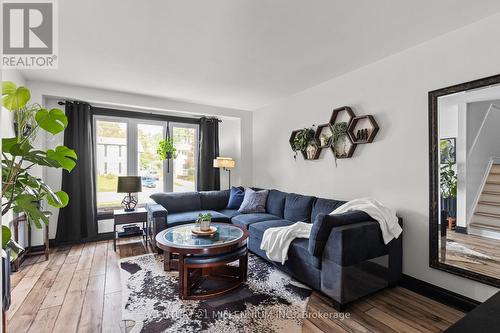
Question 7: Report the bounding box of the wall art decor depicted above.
[289,106,379,161]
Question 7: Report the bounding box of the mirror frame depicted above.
[429,73,500,287]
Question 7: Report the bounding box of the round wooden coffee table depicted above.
[155,223,250,300]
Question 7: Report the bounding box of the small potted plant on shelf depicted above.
[196,213,212,231]
[292,127,315,159]
[331,122,348,163]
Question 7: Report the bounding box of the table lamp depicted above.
[213,157,235,188]
[117,176,142,211]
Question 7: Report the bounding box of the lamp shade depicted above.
[117,176,142,193]
[213,157,235,169]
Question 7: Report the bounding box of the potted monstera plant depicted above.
[2,81,77,314]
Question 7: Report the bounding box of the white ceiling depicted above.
[21,0,500,110]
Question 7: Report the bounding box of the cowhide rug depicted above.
[119,253,311,333]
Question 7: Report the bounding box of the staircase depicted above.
[471,164,500,232]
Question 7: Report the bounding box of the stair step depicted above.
[482,191,500,196]
[475,211,500,218]
[478,201,500,206]
[490,172,500,176]
[470,222,500,232]
[486,181,500,185]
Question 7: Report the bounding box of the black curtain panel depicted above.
[197,117,220,191]
[55,101,98,244]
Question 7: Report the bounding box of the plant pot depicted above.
[200,220,211,231]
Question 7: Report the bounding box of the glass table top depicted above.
[162,224,244,248]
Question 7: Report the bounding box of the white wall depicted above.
[253,13,500,301]
[28,85,251,241]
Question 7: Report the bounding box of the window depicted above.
[172,124,198,192]
[95,120,128,210]
[94,116,199,214]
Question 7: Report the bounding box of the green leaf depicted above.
[35,108,68,135]
[12,194,48,228]
[2,137,17,153]
[2,81,16,96]
[2,86,30,110]
[2,225,12,250]
[5,239,24,262]
[24,150,61,168]
[9,141,33,156]
[47,190,69,208]
[46,146,78,172]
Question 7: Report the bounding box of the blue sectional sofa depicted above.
[146,188,402,310]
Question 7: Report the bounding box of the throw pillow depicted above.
[227,186,245,209]
[238,188,269,213]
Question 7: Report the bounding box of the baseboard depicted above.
[454,226,468,234]
[51,232,115,247]
[399,274,480,312]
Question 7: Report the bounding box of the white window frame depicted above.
[93,115,199,212]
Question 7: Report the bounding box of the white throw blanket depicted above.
[260,198,402,264]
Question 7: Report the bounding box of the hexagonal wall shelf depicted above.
[330,135,356,159]
[347,115,379,144]
[314,124,333,148]
[289,129,307,159]
[290,129,321,160]
[289,106,379,162]
[329,106,355,126]
[329,106,357,159]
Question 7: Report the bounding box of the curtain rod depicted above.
[58,101,223,123]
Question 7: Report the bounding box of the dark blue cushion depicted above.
[217,209,240,218]
[227,186,245,209]
[167,210,230,226]
[231,213,281,229]
[323,221,386,266]
[200,190,230,210]
[266,189,287,218]
[150,192,201,213]
[308,211,374,257]
[311,198,345,223]
[248,219,295,239]
[284,193,315,222]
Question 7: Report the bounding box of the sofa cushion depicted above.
[167,210,230,227]
[200,190,230,210]
[248,219,295,240]
[217,209,241,218]
[308,211,374,258]
[227,186,245,209]
[232,213,281,229]
[150,192,201,213]
[238,188,269,213]
[284,193,315,222]
[311,198,345,223]
[323,221,386,266]
[266,189,287,218]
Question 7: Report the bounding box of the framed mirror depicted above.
[430,74,500,287]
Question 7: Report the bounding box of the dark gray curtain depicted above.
[55,101,98,243]
[197,117,220,191]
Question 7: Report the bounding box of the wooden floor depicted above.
[442,231,500,279]
[8,236,464,333]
